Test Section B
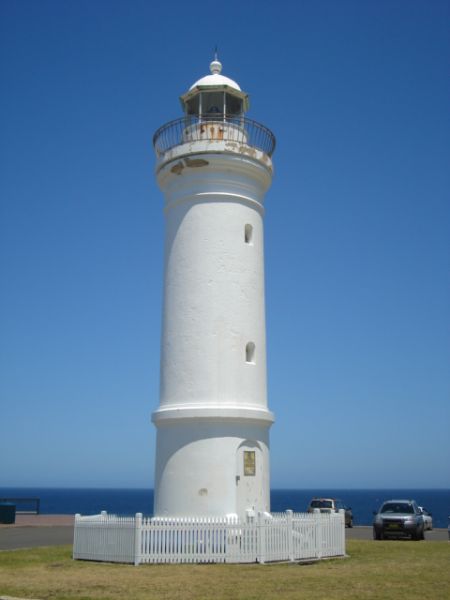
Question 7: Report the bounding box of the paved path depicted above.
[0,517,448,551]
[1,515,74,527]
[0,515,74,550]
[0,526,74,550]
[346,525,448,542]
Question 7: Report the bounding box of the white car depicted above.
[419,507,433,530]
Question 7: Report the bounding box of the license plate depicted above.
[387,523,400,529]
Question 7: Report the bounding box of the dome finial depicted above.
[210,46,222,75]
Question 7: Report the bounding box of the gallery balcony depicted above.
[153,115,276,165]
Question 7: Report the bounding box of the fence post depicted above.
[73,514,81,559]
[338,509,346,556]
[134,513,143,566]
[286,509,294,561]
[313,509,322,559]
[256,511,266,564]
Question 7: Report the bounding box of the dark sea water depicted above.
[1,488,449,528]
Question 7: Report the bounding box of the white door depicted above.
[236,441,263,517]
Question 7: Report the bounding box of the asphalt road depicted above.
[0,526,448,551]
[346,526,449,542]
[0,526,74,550]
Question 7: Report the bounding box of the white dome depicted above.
[189,59,241,91]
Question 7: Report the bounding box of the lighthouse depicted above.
[152,58,276,519]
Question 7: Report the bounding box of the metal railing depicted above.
[153,115,276,158]
[0,497,40,514]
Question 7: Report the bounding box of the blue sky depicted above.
[1,0,449,489]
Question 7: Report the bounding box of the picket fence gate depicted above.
[73,510,345,565]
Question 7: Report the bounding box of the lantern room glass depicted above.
[185,91,243,121]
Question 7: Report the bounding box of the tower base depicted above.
[152,409,273,519]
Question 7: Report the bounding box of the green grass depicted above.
[0,540,449,600]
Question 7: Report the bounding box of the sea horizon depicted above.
[3,485,449,490]
[1,486,449,528]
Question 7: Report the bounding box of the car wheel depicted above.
[373,528,383,540]
[348,519,353,528]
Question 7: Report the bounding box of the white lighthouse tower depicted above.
[152,58,276,519]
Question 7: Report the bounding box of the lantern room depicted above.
[180,58,249,120]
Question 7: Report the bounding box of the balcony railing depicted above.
[153,115,276,158]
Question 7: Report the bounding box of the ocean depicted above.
[1,488,449,528]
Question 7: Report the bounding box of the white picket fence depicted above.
[73,509,345,565]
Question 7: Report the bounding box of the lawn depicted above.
[0,540,449,600]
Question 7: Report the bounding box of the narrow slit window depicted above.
[244,224,253,244]
[245,342,255,364]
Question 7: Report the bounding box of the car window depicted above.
[310,500,333,509]
[381,502,414,514]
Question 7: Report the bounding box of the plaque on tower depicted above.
[243,451,256,476]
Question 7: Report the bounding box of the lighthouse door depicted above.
[236,441,263,517]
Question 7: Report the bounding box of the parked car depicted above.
[418,506,433,530]
[373,499,425,540]
[307,497,353,527]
